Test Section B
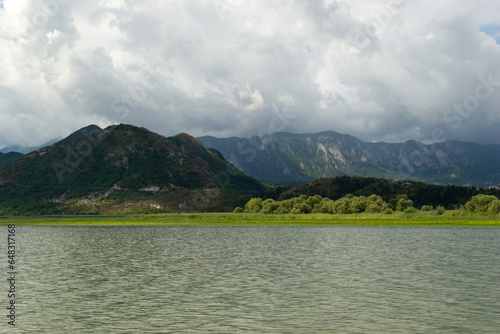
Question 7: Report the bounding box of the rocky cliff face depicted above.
[198,132,500,187]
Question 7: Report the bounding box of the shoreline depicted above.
[1,213,499,227]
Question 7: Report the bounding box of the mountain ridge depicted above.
[197,131,500,187]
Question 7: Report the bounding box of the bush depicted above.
[465,195,498,213]
[299,203,312,214]
[404,207,417,214]
[436,206,446,215]
[261,199,280,214]
[233,207,243,213]
[488,200,500,214]
[274,206,289,214]
[421,205,433,211]
[349,196,368,213]
[244,197,263,213]
[396,198,414,211]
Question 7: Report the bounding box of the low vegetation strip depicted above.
[1,213,498,227]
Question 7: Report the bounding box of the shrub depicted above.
[233,207,243,213]
[436,206,446,215]
[404,207,417,214]
[244,198,263,213]
[261,199,280,214]
[421,205,433,211]
[274,206,289,214]
[396,198,414,211]
[349,196,368,213]
[299,203,312,214]
[488,200,500,214]
[331,198,351,214]
[465,195,498,213]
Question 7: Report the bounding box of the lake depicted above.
[5,226,500,333]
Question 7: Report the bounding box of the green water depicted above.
[3,226,500,333]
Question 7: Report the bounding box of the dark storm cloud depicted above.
[1,0,499,148]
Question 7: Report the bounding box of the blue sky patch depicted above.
[480,25,500,44]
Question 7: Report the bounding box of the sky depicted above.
[1,0,500,148]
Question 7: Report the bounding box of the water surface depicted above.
[5,226,500,333]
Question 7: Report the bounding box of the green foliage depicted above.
[280,176,499,209]
[233,207,243,213]
[396,198,414,211]
[488,200,500,214]
[421,205,433,211]
[244,198,263,213]
[244,193,394,215]
[404,207,417,214]
[465,195,498,213]
[436,206,446,215]
[0,124,264,215]
[261,199,280,214]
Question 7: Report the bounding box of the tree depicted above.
[244,197,263,213]
[465,195,498,213]
[436,206,445,215]
[488,200,500,214]
[261,199,280,214]
[396,198,414,211]
[299,202,312,214]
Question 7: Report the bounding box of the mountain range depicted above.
[0,138,60,154]
[198,131,500,187]
[1,124,499,215]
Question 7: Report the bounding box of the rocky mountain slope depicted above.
[198,131,500,187]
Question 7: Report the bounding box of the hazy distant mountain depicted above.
[0,138,61,154]
[0,125,103,169]
[0,124,263,215]
[0,125,102,155]
[198,131,500,187]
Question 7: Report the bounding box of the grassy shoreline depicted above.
[1,212,499,227]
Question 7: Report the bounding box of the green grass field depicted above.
[1,211,499,227]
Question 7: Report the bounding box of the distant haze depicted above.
[1,0,500,148]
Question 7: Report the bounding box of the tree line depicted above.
[235,194,500,215]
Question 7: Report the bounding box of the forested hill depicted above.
[0,124,263,215]
[280,176,500,209]
[0,152,24,170]
[198,131,500,187]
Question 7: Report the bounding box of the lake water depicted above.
[4,226,500,333]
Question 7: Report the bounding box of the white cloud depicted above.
[0,0,500,148]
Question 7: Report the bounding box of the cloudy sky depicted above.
[1,0,500,148]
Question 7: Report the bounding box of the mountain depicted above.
[0,152,24,170]
[0,124,263,215]
[198,131,500,187]
[0,138,61,154]
[0,125,101,155]
[0,125,103,170]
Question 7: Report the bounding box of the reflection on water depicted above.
[6,226,500,333]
